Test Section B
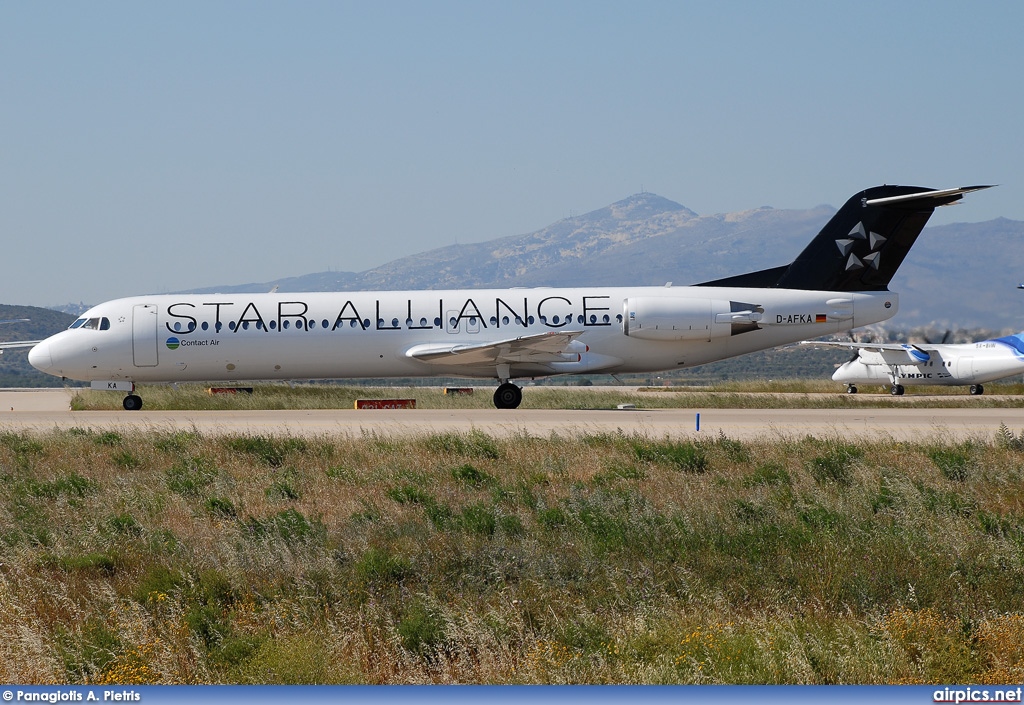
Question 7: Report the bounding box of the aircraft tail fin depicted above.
[697,185,993,291]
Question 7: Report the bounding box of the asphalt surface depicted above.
[1,388,1023,440]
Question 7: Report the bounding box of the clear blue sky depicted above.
[1,1,1019,307]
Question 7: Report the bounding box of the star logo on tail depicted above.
[835,222,886,271]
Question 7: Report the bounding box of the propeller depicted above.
[923,330,952,344]
[845,330,871,362]
[848,330,876,344]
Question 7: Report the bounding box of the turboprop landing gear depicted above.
[122,394,143,411]
[493,382,522,409]
[886,365,905,396]
[970,384,985,395]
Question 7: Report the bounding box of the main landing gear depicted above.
[492,382,523,409]
[122,394,143,411]
[886,364,905,396]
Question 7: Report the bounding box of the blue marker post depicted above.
[695,412,700,432]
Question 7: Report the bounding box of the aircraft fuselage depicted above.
[30,286,896,384]
[833,339,1024,387]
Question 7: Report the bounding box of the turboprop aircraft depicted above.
[25,184,991,410]
[804,330,1024,396]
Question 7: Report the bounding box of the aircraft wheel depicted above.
[846,385,858,394]
[970,384,984,395]
[889,385,905,396]
[493,383,522,409]
[122,394,143,411]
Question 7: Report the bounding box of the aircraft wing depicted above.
[800,340,931,351]
[0,341,41,351]
[0,320,40,351]
[801,340,931,363]
[406,331,586,367]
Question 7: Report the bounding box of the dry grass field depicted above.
[2,423,1024,684]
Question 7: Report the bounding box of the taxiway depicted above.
[1,389,1021,441]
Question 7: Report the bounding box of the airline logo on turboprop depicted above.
[163,296,620,335]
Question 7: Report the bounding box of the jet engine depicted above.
[623,297,733,341]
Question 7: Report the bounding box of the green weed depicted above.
[929,446,974,482]
[226,435,309,467]
[631,438,709,473]
[807,443,863,485]
[165,456,217,497]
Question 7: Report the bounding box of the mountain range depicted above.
[182,193,1024,332]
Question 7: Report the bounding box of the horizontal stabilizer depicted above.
[863,185,994,207]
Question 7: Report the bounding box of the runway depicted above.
[2,388,1023,440]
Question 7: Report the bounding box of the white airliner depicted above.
[24,184,991,410]
[804,331,1024,396]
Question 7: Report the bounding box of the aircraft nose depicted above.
[28,340,53,372]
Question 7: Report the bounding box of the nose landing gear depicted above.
[122,394,143,411]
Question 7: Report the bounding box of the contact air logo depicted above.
[166,337,180,350]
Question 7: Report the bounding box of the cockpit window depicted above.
[71,317,111,331]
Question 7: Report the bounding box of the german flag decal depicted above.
[815,314,827,323]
